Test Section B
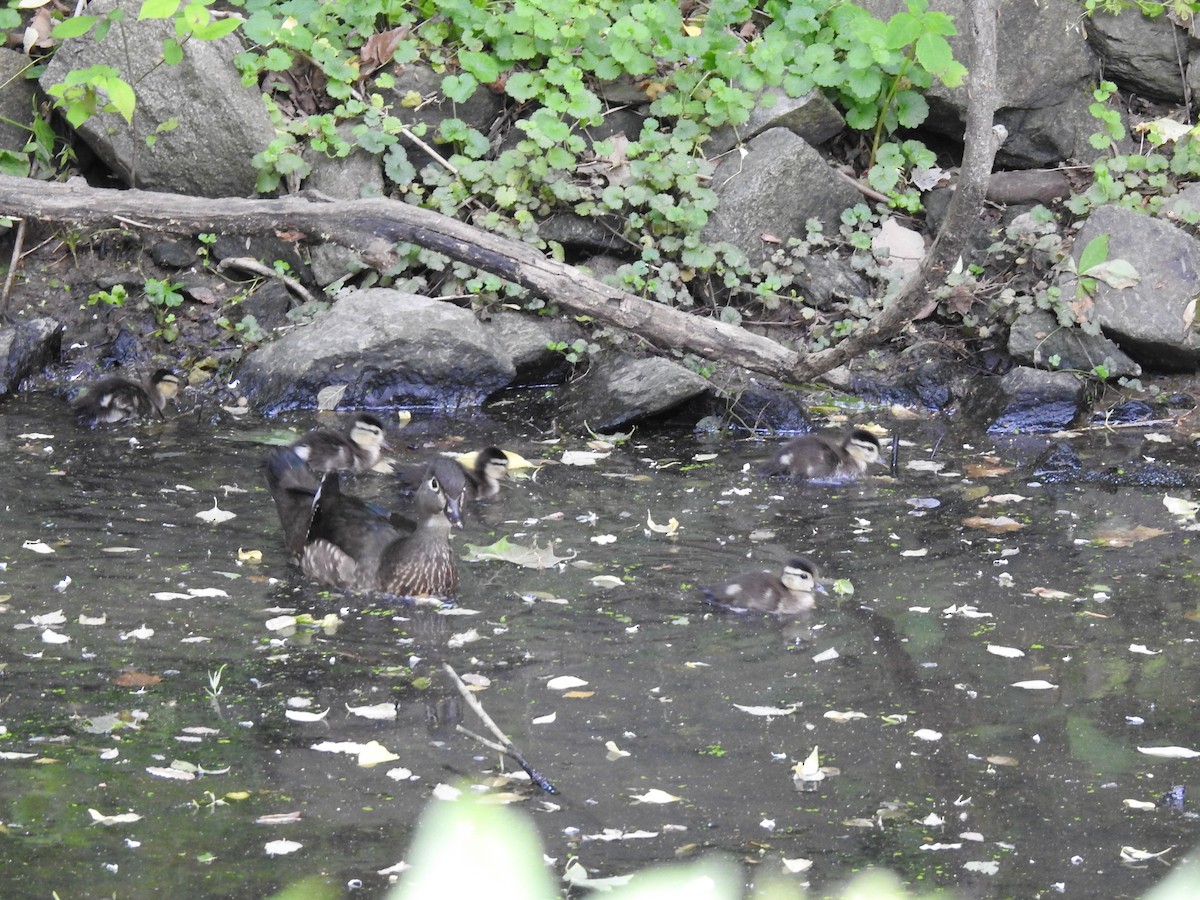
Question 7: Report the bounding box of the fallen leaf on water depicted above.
[41,629,69,644]
[913,729,942,741]
[792,746,823,783]
[964,461,1014,477]
[1094,524,1166,547]
[1120,845,1173,864]
[734,703,799,717]
[563,690,594,699]
[1123,799,1157,811]
[31,610,66,626]
[942,605,992,619]
[346,702,397,720]
[987,645,1025,658]
[1031,587,1072,599]
[1129,644,1161,656]
[907,460,945,472]
[195,500,236,524]
[605,741,630,761]
[563,859,635,890]
[285,708,329,723]
[447,628,482,648]
[546,675,588,691]
[238,548,262,562]
[264,840,303,857]
[22,540,54,554]
[782,857,813,874]
[824,710,867,723]
[358,741,400,768]
[963,515,1024,533]
[630,789,682,804]
[900,548,928,557]
[532,712,556,725]
[813,647,840,663]
[88,809,142,826]
[561,449,609,466]
[79,614,106,626]
[645,511,680,535]
[590,575,624,589]
[255,811,303,825]
[590,534,617,545]
[1011,680,1058,690]
[462,536,575,569]
[146,766,195,781]
[1137,746,1200,759]
[987,756,1020,767]
[1163,495,1199,517]
[114,672,161,687]
[963,861,999,875]
[982,493,1027,504]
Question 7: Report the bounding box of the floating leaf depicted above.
[285,708,329,723]
[734,703,799,717]
[900,548,928,557]
[1137,746,1200,759]
[824,710,867,723]
[792,746,823,783]
[264,839,303,857]
[1123,799,1157,811]
[1095,524,1166,547]
[146,766,195,781]
[265,615,297,632]
[963,515,1024,533]
[590,534,617,545]
[195,500,236,524]
[315,384,347,410]
[256,811,303,825]
[79,614,106,626]
[962,861,1000,875]
[1163,495,1199,517]
[1120,845,1173,863]
[120,625,154,641]
[1031,587,1071,599]
[114,671,161,687]
[645,511,680,535]
[22,540,54,554]
[1129,644,1161,656]
[782,857,813,874]
[88,809,142,826]
[41,629,69,644]
[561,449,609,466]
[605,741,630,761]
[590,575,624,589]
[812,647,840,663]
[462,536,575,569]
[358,741,400,767]
[1011,680,1058,690]
[942,605,992,619]
[987,645,1025,658]
[346,702,397,720]
[982,493,1027,504]
[447,628,482,648]
[238,548,263,562]
[546,675,588,691]
[906,460,945,472]
[913,729,942,741]
[630,788,682,804]
[532,712,557,725]
[563,859,635,890]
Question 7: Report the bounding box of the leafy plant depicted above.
[86,283,128,308]
[144,276,184,342]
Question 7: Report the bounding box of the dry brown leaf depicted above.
[963,515,1024,533]
[1094,524,1166,547]
[1031,587,1072,599]
[360,26,410,69]
[964,462,1014,477]
[563,691,595,699]
[113,671,162,687]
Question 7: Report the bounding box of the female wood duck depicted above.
[291,413,389,474]
[266,448,466,598]
[761,428,883,481]
[700,557,823,615]
[72,368,181,427]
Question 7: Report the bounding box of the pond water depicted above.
[0,391,1198,900]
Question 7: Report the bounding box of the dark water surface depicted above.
[0,393,1198,899]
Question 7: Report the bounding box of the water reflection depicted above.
[0,393,1196,898]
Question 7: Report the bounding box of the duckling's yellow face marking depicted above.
[156,374,181,402]
[845,436,881,470]
[780,564,816,593]
[482,457,509,481]
[349,420,386,451]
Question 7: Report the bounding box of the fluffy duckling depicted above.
[291,413,389,474]
[72,368,181,427]
[267,448,466,598]
[761,428,883,481]
[462,447,510,500]
[701,557,823,615]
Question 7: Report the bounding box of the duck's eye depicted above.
[430,476,440,491]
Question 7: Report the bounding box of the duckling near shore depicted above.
[761,428,883,481]
[72,369,181,427]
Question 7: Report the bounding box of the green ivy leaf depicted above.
[1078,234,1109,275]
[138,0,180,19]
[458,50,501,84]
[51,15,97,39]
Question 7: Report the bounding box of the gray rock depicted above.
[0,49,38,155]
[305,127,385,200]
[482,310,584,385]
[0,318,62,398]
[968,366,1086,434]
[1068,205,1200,371]
[1086,11,1195,104]
[39,0,273,197]
[1008,309,1141,378]
[706,89,846,156]
[702,128,860,268]
[1160,183,1200,224]
[237,289,515,412]
[555,353,710,432]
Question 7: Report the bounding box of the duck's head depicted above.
[780,557,821,595]
[150,369,183,403]
[425,458,467,529]
[843,428,883,471]
[476,447,510,484]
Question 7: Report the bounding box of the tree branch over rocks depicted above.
[0,1,997,384]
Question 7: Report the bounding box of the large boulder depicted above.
[237,290,516,413]
[0,318,62,398]
[39,0,274,197]
[1086,11,1197,105]
[553,352,710,433]
[1066,205,1200,371]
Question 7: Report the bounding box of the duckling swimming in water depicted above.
[291,413,389,474]
[761,428,883,481]
[700,557,823,615]
[461,447,510,501]
[266,447,466,598]
[72,368,181,427]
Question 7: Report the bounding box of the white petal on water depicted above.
[31,610,67,626]
[913,729,943,742]
[195,500,236,524]
[0,751,38,760]
[432,783,462,801]
[265,616,297,632]
[145,766,195,781]
[532,712,557,725]
[385,767,414,782]
[590,575,624,589]
[900,548,928,557]
[120,625,154,641]
[561,449,609,466]
[782,857,813,874]
[437,607,481,616]
[79,614,106,626]
[285,708,330,723]
[1120,845,1174,863]
[546,675,588,691]
[605,741,630,761]
[963,861,1000,874]
[1137,746,1200,759]
[630,788,682,804]
[447,628,481,648]
[187,588,229,598]
[310,741,368,755]
[264,840,303,857]
[1129,644,1162,656]
[1123,799,1157,811]
[590,534,617,545]
[906,460,945,472]
[460,673,491,688]
[22,540,54,554]
[1011,680,1058,690]
[345,702,397,720]
[41,629,70,644]
[1163,495,1200,517]
[960,832,984,842]
[919,843,963,851]
[812,647,839,663]
[734,703,799,717]
[152,592,192,601]
[824,710,868,723]
[358,741,400,768]
[987,644,1025,658]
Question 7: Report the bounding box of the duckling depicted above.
[267,448,466,598]
[700,557,823,615]
[761,428,883,481]
[72,368,181,427]
[291,413,389,474]
[462,447,510,500]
